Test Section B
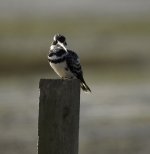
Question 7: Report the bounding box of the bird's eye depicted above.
[58,36,65,43]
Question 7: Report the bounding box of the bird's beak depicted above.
[58,41,68,52]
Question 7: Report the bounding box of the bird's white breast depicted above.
[50,61,74,79]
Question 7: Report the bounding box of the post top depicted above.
[39,79,80,94]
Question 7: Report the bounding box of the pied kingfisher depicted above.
[48,34,91,93]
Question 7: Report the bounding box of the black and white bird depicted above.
[48,34,91,93]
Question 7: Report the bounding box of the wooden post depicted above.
[38,79,80,154]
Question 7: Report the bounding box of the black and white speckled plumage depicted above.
[48,34,91,92]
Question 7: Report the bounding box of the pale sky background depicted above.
[0,0,150,18]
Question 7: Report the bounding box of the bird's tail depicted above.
[80,81,91,93]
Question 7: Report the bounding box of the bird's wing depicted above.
[66,50,83,80]
[66,50,91,92]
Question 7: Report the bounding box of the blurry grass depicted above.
[80,138,149,154]
[0,17,150,36]
[0,17,150,73]
[84,67,150,85]
[0,16,150,154]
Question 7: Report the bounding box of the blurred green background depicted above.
[0,0,150,154]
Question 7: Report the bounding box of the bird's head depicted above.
[52,34,67,52]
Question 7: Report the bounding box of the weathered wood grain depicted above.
[38,79,80,154]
